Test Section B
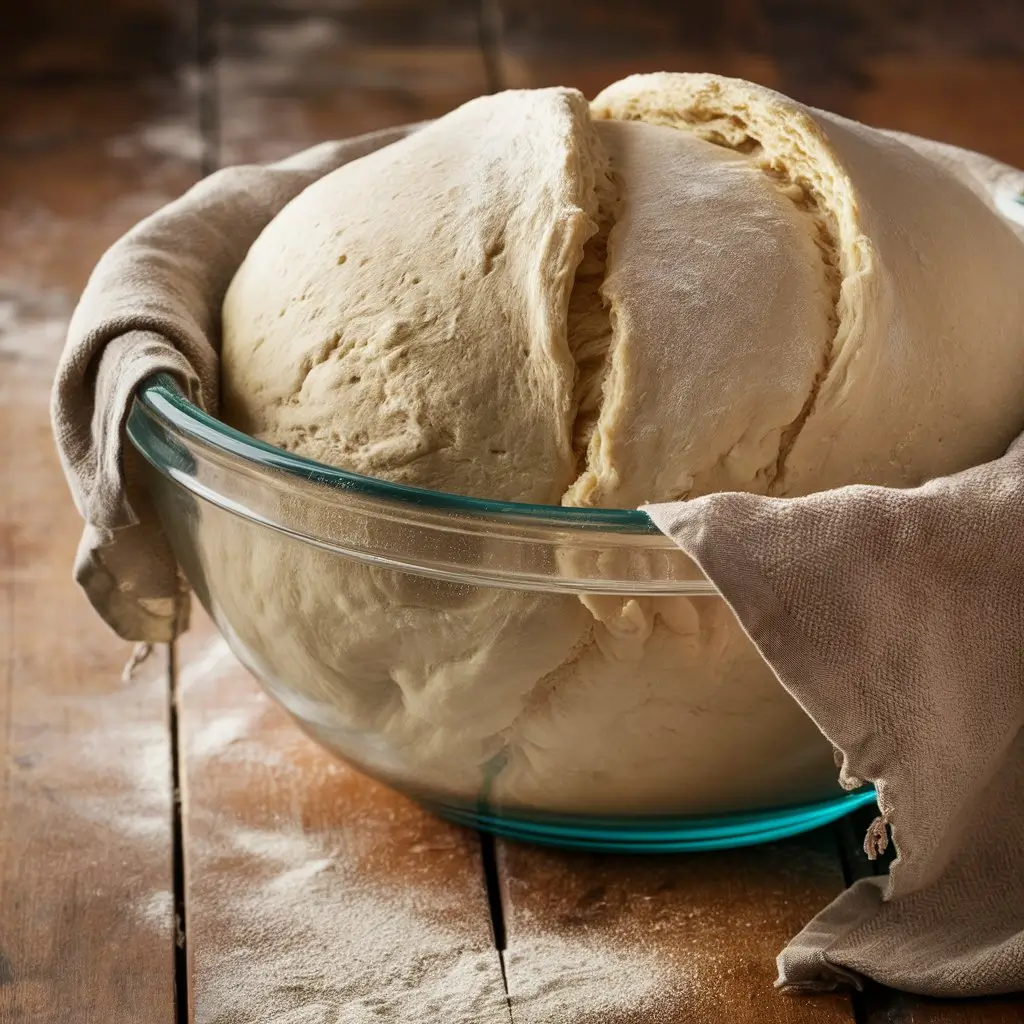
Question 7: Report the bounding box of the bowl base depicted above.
[427,789,877,852]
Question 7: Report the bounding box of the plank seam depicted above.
[833,818,873,1024]
[168,641,191,1024]
[478,832,514,1022]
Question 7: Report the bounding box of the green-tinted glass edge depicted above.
[133,373,661,533]
[432,786,877,852]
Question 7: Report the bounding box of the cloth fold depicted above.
[646,449,1024,995]
[51,125,420,640]
[51,119,1024,997]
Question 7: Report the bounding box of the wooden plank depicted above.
[492,1,782,101]
[864,992,1024,1024]
[0,2,199,1022]
[215,0,494,164]
[175,6,507,1020]
[847,55,1024,169]
[506,816,962,1024]
[176,614,511,1024]
[0,0,188,83]
[492,0,1024,166]
[498,834,856,1023]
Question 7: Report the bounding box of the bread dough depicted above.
[212,77,1024,815]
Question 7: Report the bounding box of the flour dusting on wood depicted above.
[193,820,666,1024]
[177,631,669,1024]
[191,822,509,1024]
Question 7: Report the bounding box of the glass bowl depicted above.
[127,373,874,851]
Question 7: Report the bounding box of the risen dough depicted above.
[213,76,1024,815]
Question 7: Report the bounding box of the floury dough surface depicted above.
[215,76,1024,814]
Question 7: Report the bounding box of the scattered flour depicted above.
[108,119,205,163]
[243,17,348,88]
[172,638,670,1024]
[178,636,235,694]
[506,936,677,1024]
[137,889,175,930]
[216,17,347,164]
[0,280,72,393]
[74,716,173,844]
[50,637,670,1023]
[181,636,293,769]
[193,824,508,1024]
[194,822,668,1024]
[188,707,260,761]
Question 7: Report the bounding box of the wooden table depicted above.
[3,2,1024,1021]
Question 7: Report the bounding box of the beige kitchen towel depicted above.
[51,124,420,641]
[51,111,1024,997]
[646,455,1024,996]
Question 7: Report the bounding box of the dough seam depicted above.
[593,76,872,494]
[608,108,840,492]
[563,151,624,498]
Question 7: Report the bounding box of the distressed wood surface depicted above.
[499,834,856,1023]
[176,614,510,1024]
[863,993,1024,1024]
[6,1,1024,1021]
[492,0,1024,166]
[214,0,494,164]
[0,2,199,1022]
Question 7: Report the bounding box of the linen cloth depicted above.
[51,123,1024,996]
[51,124,419,641]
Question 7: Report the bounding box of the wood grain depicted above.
[214,0,494,164]
[176,614,510,1024]
[492,0,1024,166]
[0,0,187,82]
[863,991,1024,1024]
[0,2,198,1022]
[498,833,855,1023]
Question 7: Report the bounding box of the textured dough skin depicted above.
[216,77,1024,815]
[222,88,601,503]
[565,119,833,510]
[592,73,1024,496]
[217,89,600,801]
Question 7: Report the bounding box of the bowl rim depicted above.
[133,373,661,534]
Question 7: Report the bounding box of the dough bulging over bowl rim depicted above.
[127,370,867,838]
[127,371,722,596]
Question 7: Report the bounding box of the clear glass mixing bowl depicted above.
[127,373,874,851]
